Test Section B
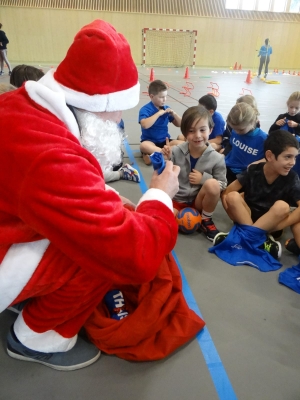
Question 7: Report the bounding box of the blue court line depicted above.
[124,139,238,400]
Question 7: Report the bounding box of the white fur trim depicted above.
[0,239,50,312]
[14,312,77,352]
[39,69,140,112]
[137,188,173,212]
[25,80,80,140]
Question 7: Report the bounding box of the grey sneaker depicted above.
[7,326,100,371]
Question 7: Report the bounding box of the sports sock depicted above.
[202,210,213,220]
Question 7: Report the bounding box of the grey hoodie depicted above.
[171,142,227,204]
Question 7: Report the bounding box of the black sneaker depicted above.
[213,232,229,246]
[199,218,219,241]
[259,236,282,260]
[270,229,283,240]
[7,300,28,314]
[7,326,100,371]
[285,238,300,256]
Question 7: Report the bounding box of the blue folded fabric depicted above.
[278,263,300,294]
[209,223,282,272]
[150,152,166,174]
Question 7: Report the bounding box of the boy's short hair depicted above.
[264,130,299,159]
[10,65,45,88]
[181,105,214,138]
[148,80,168,96]
[198,94,217,111]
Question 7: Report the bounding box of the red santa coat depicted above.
[0,81,179,352]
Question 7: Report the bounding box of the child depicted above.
[198,94,225,151]
[177,94,225,152]
[139,80,182,165]
[221,95,260,154]
[269,91,300,136]
[224,102,267,184]
[257,38,272,79]
[10,64,45,88]
[215,130,300,260]
[162,105,227,241]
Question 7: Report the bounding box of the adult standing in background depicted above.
[0,23,12,76]
[257,38,272,79]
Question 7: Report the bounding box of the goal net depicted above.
[143,28,197,68]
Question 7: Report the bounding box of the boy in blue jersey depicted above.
[214,130,300,259]
[139,80,182,165]
[198,94,225,151]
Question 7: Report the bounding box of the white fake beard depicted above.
[75,110,124,172]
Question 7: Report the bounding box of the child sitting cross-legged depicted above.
[214,130,300,260]
[139,80,183,165]
[162,105,227,241]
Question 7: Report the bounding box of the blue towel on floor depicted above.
[209,224,282,271]
[278,263,300,294]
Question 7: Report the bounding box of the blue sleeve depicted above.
[139,104,152,123]
[210,112,225,139]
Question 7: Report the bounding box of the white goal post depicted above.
[142,28,197,67]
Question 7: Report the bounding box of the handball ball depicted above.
[176,207,202,234]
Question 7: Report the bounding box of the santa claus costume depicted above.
[0,20,204,370]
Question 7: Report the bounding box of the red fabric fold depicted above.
[84,253,205,361]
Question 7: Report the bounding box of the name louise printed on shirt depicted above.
[232,137,259,155]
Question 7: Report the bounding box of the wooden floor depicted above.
[1,66,300,400]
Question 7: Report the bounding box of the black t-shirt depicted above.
[269,112,300,136]
[237,162,300,214]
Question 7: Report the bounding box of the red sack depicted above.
[84,253,205,361]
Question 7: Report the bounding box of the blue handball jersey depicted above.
[210,111,225,139]
[139,101,174,143]
[225,127,267,173]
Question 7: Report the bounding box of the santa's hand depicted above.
[120,195,136,210]
[149,161,180,199]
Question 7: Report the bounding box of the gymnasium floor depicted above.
[1,66,300,400]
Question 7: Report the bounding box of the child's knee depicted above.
[226,191,241,206]
[271,200,290,218]
[203,179,221,195]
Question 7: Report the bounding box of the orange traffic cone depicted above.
[149,68,155,82]
[184,66,190,79]
[245,70,252,84]
[233,62,238,70]
[238,64,242,70]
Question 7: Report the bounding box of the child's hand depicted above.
[276,118,286,126]
[161,138,171,160]
[189,169,203,185]
[157,109,166,117]
[287,120,298,128]
[165,108,175,115]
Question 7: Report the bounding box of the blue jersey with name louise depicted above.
[225,127,268,173]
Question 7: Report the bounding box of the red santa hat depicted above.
[42,20,140,112]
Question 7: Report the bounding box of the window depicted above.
[225,0,239,9]
[241,0,255,10]
[225,0,295,12]
[273,0,287,12]
[257,0,271,11]
[290,0,300,12]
